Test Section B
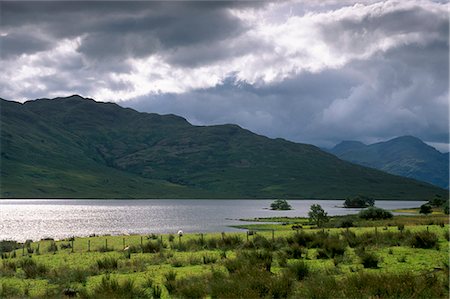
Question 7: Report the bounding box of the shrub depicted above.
[284,244,305,259]
[91,274,146,299]
[339,219,354,228]
[359,207,393,220]
[19,258,48,278]
[164,270,177,294]
[287,260,309,280]
[202,254,217,264]
[0,240,19,253]
[96,256,118,271]
[409,231,439,249]
[47,241,58,253]
[141,240,162,253]
[172,275,208,299]
[359,252,379,269]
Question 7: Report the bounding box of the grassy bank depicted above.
[0,215,449,298]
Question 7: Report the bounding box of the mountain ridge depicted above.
[329,136,449,189]
[1,95,447,199]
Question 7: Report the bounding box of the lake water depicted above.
[0,199,425,241]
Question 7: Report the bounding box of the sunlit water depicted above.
[0,199,425,241]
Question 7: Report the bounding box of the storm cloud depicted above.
[0,0,448,150]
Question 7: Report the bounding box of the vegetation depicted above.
[359,207,393,220]
[343,195,375,208]
[419,204,432,215]
[1,96,448,199]
[0,213,448,298]
[270,199,292,210]
[427,195,449,215]
[308,204,329,227]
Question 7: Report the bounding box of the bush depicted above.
[91,274,146,299]
[96,256,118,271]
[359,207,393,220]
[141,240,162,253]
[19,258,48,278]
[359,252,379,269]
[164,270,177,294]
[172,275,209,299]
[339,219,354,228]
[0,240,19,253]
[287,260,309,280]
[410,231,439,249]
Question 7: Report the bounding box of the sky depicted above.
[1,0,449,151]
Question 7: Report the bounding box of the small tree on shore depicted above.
[308,204,329,227]
[343,195,375,208]
[270,199,292,210]
[419,204,432,215]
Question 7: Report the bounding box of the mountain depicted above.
[1,95,447,199]
[329,136,449,189]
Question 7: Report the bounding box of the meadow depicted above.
[0,213,448,298]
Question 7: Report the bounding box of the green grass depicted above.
[0,215,448,298]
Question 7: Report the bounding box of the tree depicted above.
[308,204,329,227]
[270,199,292,210]
[419,204,432,215]
[343,195,375,208]
[428,195,445,207]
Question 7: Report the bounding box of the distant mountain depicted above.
[329,136,449,189]
[1,95,447,199]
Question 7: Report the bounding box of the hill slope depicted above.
[329,136,449,189]
[1,95,447,199]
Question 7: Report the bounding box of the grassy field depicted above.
[0,214,449,298]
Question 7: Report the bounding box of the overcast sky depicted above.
[1,0,448,151]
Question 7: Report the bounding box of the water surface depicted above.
[0,199,425,241]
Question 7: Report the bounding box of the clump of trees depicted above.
[270,199,292,210]
[308,204,329,227]
[419,204,432,215]
[358,207,393,220]
[343,195,375,208]
[427,195,448,215]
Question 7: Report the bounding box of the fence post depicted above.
[123,238,125,250]
[22,243,25,256]
[71,239,74,253]
[88,240,90,252]
[105,238,108,251]
[272,229,275,242]
[246,231,249,242]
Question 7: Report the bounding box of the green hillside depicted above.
[330,137,449,189]
[1,95,447,199]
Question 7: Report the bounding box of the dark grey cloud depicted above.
[0,31,52,58]
[1,1,256,65]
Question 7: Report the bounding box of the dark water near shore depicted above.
[0,199,425,241]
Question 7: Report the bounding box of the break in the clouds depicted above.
[0,1,448,150]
